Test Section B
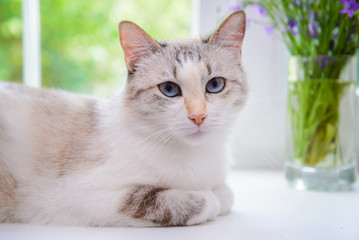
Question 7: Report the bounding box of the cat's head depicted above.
[118,10,247,146]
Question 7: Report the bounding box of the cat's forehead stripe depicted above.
[172,45,203,66]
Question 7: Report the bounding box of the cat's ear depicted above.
[208,10,246,56]
[119,21,160,72]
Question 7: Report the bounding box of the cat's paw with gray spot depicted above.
[119,186,220,226]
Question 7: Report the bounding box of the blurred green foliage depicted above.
[0,0,191,96]
[0,0,22,83]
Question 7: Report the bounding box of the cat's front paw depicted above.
[212,185,234,215]
[185,190,220,226]
[119,185,220,226]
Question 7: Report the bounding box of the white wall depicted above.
[192,0,289,169]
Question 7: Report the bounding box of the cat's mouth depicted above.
[190,128,203,136]
[186,127,208,139]
[181,127,210,146]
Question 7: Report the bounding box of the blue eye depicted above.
[158,81,181,97]
[206,77,225,93]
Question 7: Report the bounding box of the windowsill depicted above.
[1,170,358,240]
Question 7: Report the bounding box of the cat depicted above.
[0,10,247,227]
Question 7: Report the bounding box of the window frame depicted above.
[22,0,41,88]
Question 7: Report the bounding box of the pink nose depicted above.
[189,113,207,126]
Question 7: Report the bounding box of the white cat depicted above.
[0,10,247,226]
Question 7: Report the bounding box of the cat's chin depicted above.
[180,129,210,146]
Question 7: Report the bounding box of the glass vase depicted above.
[285,55,357,191]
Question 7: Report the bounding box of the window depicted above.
[0,0,191,96]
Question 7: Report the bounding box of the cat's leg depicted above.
[212,184,234,215]
[118,185,220,226]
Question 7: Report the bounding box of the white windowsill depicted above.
[1,170,358,240]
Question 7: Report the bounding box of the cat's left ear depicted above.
[208,10,246,56]
[119,21,161,72]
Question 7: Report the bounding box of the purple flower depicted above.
[308,11,318,38]
[309,22,318,38]
[264,25,275,37]
[309,11,315,21]
[253,5,267,16]
[288,18,299,35]
[228,5,242,12]
[340,0,359,18]
[292,0,300,6]
[288,19,297,28]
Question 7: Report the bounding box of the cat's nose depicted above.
[189,113,207,126]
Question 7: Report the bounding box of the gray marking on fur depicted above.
[119,185,205,226]
[175,49,181,64]
[207,64,212,76]
[186,50,194,61]
[119,185,170,225]
[128,85,157,101]
[0,161,18,223]
[172,66,177,79]
[152,95,170,109]
[157,42,167,48]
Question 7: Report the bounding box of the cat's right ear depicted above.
[208,10,246,57]
[119,21,160,72]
